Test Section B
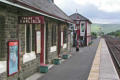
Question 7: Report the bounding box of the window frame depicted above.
[25,24,35,53]
[81,23,85,32]
[51,24,57,46]
[63,27,67,43]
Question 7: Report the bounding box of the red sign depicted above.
[9,42,18,46]
[18,16,44,24]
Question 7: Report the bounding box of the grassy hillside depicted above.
[91,24,120,34]
[107,30,120,37]
[91,24,101,33]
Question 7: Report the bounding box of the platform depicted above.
[25,38,100,80]
[88,38,119,80]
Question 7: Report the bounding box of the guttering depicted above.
[0,0,73,24]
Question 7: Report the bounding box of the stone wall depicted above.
[0,72,7,80]
[0,3,41,80]
[0,2,70,80]
[60,24,69,54]
[0,15,6,61]
[45,19,59,63]
[20,55,40,80]
[45,19,69,63]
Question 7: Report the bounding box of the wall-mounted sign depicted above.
[18,16,44,24]
[8,41,19,76]
[36,31,41,54]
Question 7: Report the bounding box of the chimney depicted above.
[48,0,54,3]
[51,0,54,3]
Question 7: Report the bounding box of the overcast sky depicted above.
[55,0,120,24]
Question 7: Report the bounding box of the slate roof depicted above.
[5,0,73,22]
[70,13,92,23]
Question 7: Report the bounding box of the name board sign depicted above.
[18,16,44,24]
[8,41,19,76]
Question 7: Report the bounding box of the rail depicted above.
[104,36,120,67]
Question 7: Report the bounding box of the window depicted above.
[0,16,5,60]
[81,23,85,32]
[63,28,67,43]
[26,24,31,53]
[48,0,54,3]
[25,24,35,53]
[32,24,35,51]
[76,21,79,24]
[51,24,56,46]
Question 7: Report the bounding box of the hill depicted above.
[107,30,120,37]
[91,24,120,34]
[91,24,101,33]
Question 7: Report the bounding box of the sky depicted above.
[54,0,120,24]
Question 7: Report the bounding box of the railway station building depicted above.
[70,13,92,46]
[0,0,73,79]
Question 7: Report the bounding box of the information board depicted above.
[8,41,19,76]
[36,31,41,54]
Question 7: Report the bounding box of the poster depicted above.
[8,41,19,76]
[36,31,41,53]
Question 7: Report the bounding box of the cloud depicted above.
[74,0,120,12]
[54,0,120,24]
[92,18,120,24]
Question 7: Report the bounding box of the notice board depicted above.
[8,41,19,76]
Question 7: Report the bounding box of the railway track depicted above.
[104,36,120,77]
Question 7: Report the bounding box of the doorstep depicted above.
[48,64,54,70]
[25,54,72,80]
[25,64,54,80]
[25,73,44,80]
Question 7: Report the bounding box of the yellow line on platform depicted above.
[88,39,102,80]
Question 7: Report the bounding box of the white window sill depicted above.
[50,46,57,52]
[23,52,36,64]
[63,44,67,48]
[0,61,6,74]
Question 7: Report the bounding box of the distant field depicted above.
[91,24,120,34]
[91,24,101,33]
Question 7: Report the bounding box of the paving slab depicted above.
[88,40,101,80]
[99,39,119,80]
[88,38,119,80]
[37,38,100,80]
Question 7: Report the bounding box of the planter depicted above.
[62,54,69,59]
[40,64,48,73]
[89,41,93,45]
[53,59,61,65]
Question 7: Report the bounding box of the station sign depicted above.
[18,16,44,24]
